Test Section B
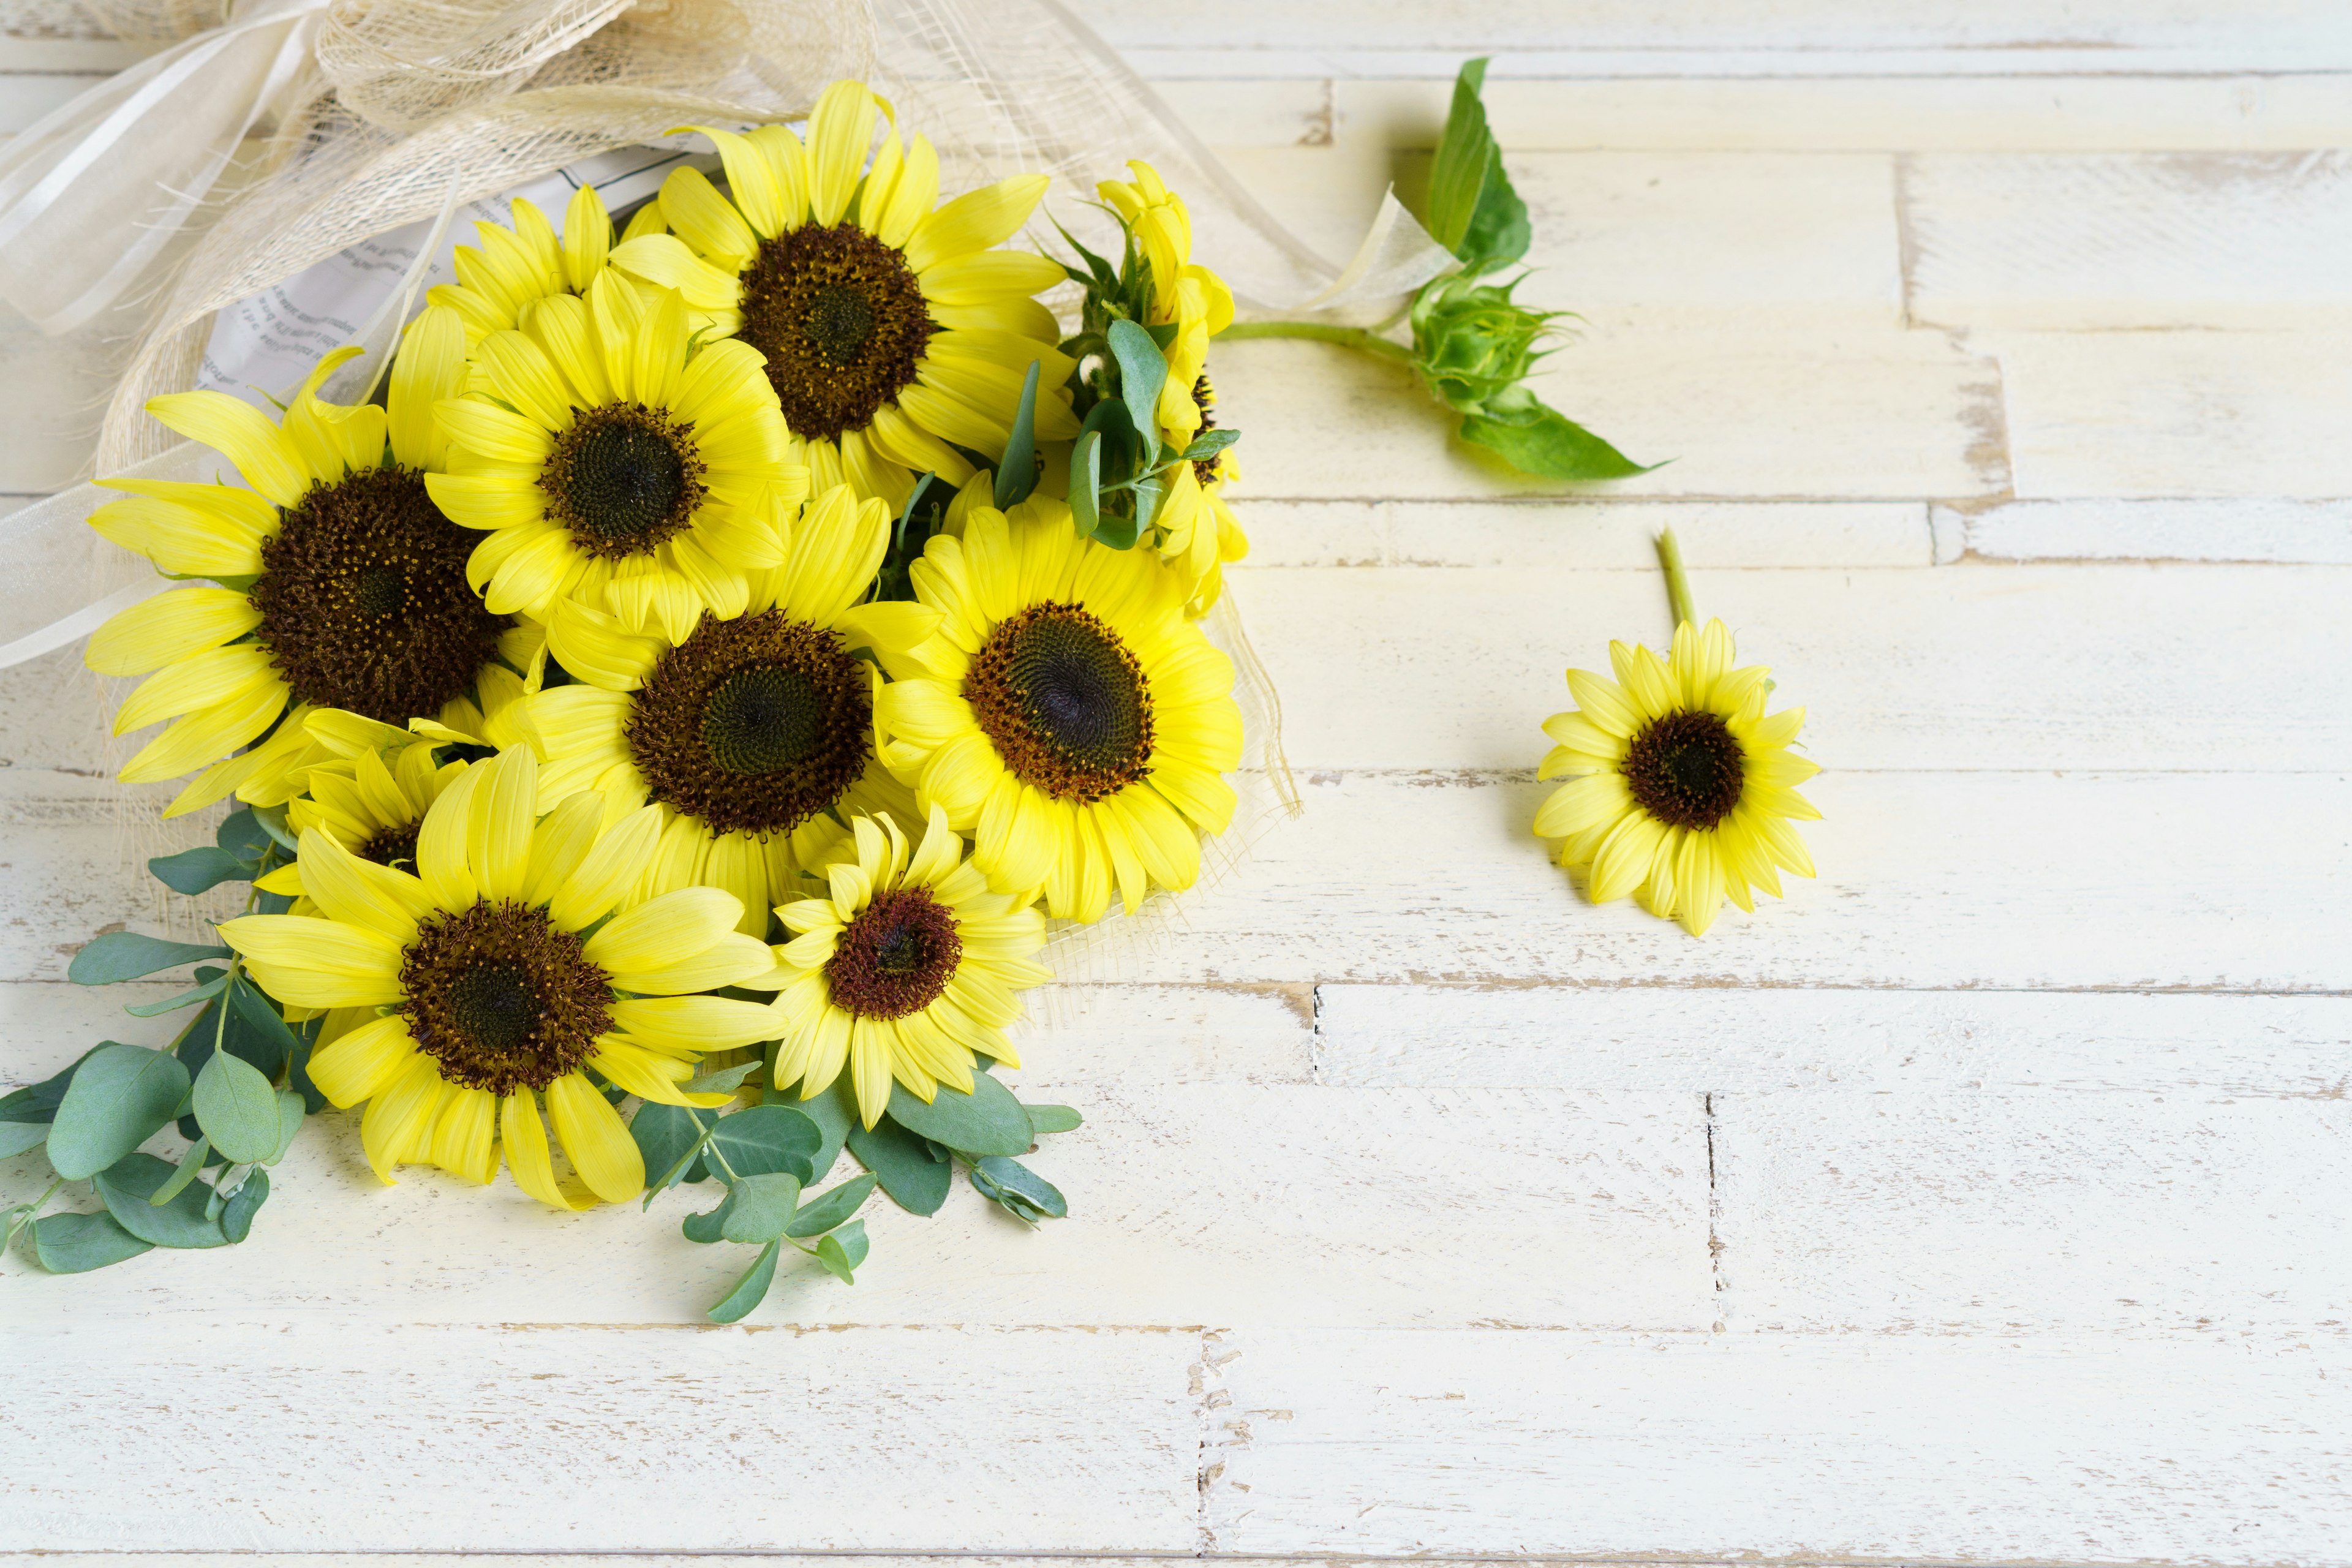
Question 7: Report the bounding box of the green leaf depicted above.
[0,1046,100,1125]
[681,1185,735,1243]
[147,845,256,895]
[993,358,1042,509]
[94,1152,227,1248]
[265,1088,306,1165]
[630,1101,718,1205]
[813,1220,869,1284]
[32,1209,152,1273]
[885,1071,1033,1158]
[1426,58,1494,252]
[220,1167,269,1243]
[1175,428,1240,463]
[786,1173,876,1238]
[68,933,233,986]
[1460,141,1531,269]
[250,802,300,854]
[192,1049,281,1164]
[721,1171,801,1243]
[216,807,274,862]
[706,1104,821,1183]
[969,1155,1068,1221]
[846,1117,951,1216]
[0,1121,48,1158]
[47,1044,190,1180]
[682,1059,761,1097]
[1069,428,1104,541]
[124,972,228,1018]
[227,978,300,1077]
[150,1135,211,1206]
[772,1074,855,1187]
[1107,318,1169,453]
[1458,400,1652,481]
[1025,1103,1084,1137]
[707,1238,782,1323]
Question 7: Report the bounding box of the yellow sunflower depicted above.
[522,483,942,935]
[425,277,805,643]
[85,308,527,815]
[1098,160,1248,615]
[253,722,469,908]
[608,80,1078,508]
[874,499,1243,922]
[752,804,1049,1128]
[1534,618,1820,937]
[221,745,777,1205]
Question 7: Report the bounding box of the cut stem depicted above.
[1219,320,1415,364]
[1654,527,1697,631]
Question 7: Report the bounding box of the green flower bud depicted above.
[1408,268,1562,417]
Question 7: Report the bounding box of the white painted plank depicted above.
[1991,329,2352,500]
[1316,986,2352,1097]
[0,1084,1709,1329]
[1905,153,2352,330]
[1232,559,2352,772]
[0,1322,1200,1551]
[1950,497,2352,563]
[1204,1329,2352,1558]
[1241,499,1931,570]
[1715,1090,2352,1336]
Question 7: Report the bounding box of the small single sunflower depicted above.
[1098,161,1248,615]
[86,308,524,816]
[426,278,807,641]
[752,804,1049,1128]
[608,80,1077,507]
[256,722,469,907]
[221,746,777,1205]
[522,483,942,935]
[1534,618,1820,937]
[875,499,1243,922]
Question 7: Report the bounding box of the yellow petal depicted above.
[583,884,743,973]
[545,1072,643,1204]
[145,390,307,507]
[500,1090,585,1209]
[361,1055,447,1183]
[804,79,878,226]
[304,1013,417,1108]
[905,173,1047,274]
[85,587,258,677]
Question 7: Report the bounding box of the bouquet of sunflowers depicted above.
[1,81,1260,1321]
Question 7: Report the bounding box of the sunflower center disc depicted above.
[399,900,613,1095]
[736,222,935,443]
[826,888,962,1020]
[252,466,510,725]
[542,403,707,557]
[1623,709,1747,831]
[625,609,874,835]
[965,602,1155,805]
[358,820,422,873]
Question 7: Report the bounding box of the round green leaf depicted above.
[93,1153,227,1249]
[706,1104,821,1182]
[720,1172,801,1244]
[192,1049,280,1163]
[886,1071,1032,1157]
[0,1121,50,1159]
[47,1044,190,1180]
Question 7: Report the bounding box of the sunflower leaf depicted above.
[1425,58,1529,269]
[706,1238,782,1323]
[1458,399,1654,481]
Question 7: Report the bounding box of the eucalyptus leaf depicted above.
[220,1167,269,1242]
[885,1071,1033,1158]
[1069,428,1104,540]
[993,358,1042,508]
[251,802,300,854]
[969,1155,1068,1222]
[150,1135,211,1206]
[227,978,300,1077]
[706,1104,820,1183]
[46,1044,190,1180]
[707,1238,781,1323]
[32,1209,152,1273]
[771,1074,854,1187]
[147,845,257,896]
[216,807,274,862]
[682,1185,736,1243]
[265,1088,306,1166]
[68,933,233,987]
[630,1101,718,1206]
[123,974,230,1017]
[813,1219,869,1284]
[0,1046,99,1125]
[721,1171,801,1243]
[846,1117,951,1216]
[192,1049,281,1164]
[94,1152,227,1248]
[0,1120,48,1158]
[1107,318,1169,454]
[786,1173,876,1237]
[1458,400,1651,481]
[1175,428,1240,462]
[681,1060,761,1096]
[1025,1103,1083,1137]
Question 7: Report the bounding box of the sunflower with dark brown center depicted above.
[86,309,520,819]
[608,81,1079,503]
[755,805,1049,1129]
[1535,619,1822,937]
[222,747,778,1204]
[538,402,709,559]
[530,483,948,937]
[875,502,1243,924]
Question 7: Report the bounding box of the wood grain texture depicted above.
[1945,498,2352,563]
[0,1323,1202,1551]
[1204,1330,2352,1558]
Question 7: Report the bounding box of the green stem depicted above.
[4,1176,65,1254]
[1219,320,1415,364]
[1654,527,1697,633]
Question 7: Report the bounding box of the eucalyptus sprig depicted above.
[1222,57,1651,483]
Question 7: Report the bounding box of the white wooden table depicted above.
[7,4,2352,1560]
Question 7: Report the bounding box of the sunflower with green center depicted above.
[522,482,941,935]
[221,745,777,1204]
[750,804,1049,1128]
[1534,618,1820,937]
[83,308,531,816]
[1098,160,1248,616]
[874,499,1243,922]
[608,80,1078,508]
[425,277,805,643]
